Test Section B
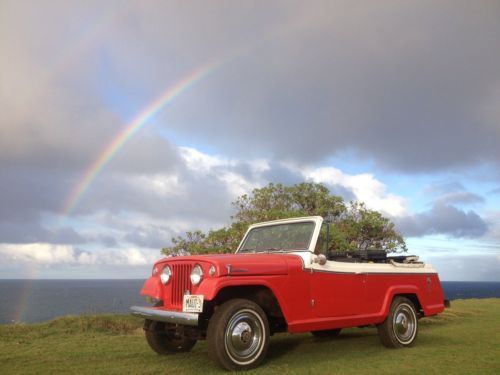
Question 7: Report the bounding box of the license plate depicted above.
[183,294,204,313]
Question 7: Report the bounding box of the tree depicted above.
[161,182,406,256]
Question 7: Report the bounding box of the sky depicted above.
[0,0,499,280]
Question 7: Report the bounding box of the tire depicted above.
[377,296,418,348]
[311,328,341,338]
[144,320,197,354]
[207,299,270,371]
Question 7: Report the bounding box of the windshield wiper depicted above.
[239,247,256,253]
[257,247,286,253]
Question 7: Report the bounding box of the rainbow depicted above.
[12,279,34,323]
[11,265,38,323]
[62,62,219,215]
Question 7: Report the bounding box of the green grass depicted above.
[1,299,499,374]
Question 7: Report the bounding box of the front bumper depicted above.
[130,306,199,326]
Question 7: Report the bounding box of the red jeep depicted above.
[131,216,447,370]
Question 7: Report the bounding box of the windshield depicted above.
[238,221,315,253]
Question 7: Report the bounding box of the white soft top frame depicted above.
[237,216,437,275]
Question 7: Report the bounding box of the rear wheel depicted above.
[207,299,270,371]
[311,328,341,338]
[377,296,418,348]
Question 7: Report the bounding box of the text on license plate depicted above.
[183,295,204,313]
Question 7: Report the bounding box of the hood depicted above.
[154,253,298,276]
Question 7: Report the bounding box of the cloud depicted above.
[0,218,87,245]
[155,1,500,172]
[3,1,499,176]
[395,180,489,239]
[0,243,92,265]
[124,224,176,249]
[0,243,158,267]
[423,181,485,206]
[425,254,500,281]
[0,1,498,280]
[434,192,484,206]
[483,211,500,243]
[3,135,462,253]
[398,203,488,238]
[303,166,407,217]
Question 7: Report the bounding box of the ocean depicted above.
[0,280,498,324]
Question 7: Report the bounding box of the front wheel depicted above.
[207,299,270,371]
[377,296,418,348]
[144,320,197,354]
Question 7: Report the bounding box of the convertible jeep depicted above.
[131,216,447,371]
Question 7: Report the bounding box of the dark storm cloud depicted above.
[397,203,488,238]
[0,214,117,247]
[0,167,67,222]
[95,235,118,248]
[161,0,500,172]
[124,224,176,249]
[0,134,180,222]
[75,166,235,223]
[261,164,304,187]
[0,219,87,245]
[108,133,182,175]
[2,1,499,177]
[1,0,499,270]
[50,227,87,244]
[0,221,52,244]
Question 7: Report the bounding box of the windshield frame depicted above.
[236,216,323,254]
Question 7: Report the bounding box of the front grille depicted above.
[170,263,192,308]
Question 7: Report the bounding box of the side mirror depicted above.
[314,254,327,265]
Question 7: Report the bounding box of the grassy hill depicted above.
[1,299,499,374]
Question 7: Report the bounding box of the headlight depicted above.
[190,265,203,285]
[160,265,172,285]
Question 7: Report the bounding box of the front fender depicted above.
[140,276,162,300]
[197,276,291,321]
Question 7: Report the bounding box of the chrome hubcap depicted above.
[231,322,253,348]
[225,309,264,364]
[393,304,416,344]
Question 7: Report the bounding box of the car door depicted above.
[309,261,366,317]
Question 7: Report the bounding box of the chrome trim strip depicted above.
[310,269,437,276]
[130,306,199,326]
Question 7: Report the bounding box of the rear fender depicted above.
[380,285,424,320]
